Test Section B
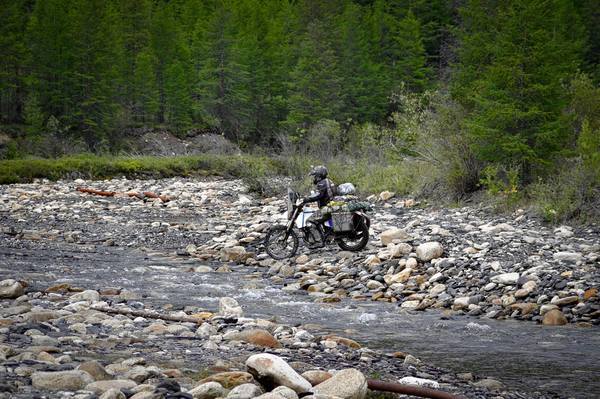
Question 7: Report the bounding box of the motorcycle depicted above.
[264,189,371,260]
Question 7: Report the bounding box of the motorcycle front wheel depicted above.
[265,225,299,259]
[336,221,369,251]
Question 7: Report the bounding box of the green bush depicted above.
[530,159,600,223]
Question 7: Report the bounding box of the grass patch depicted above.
[0,153,421,198]
[0,154,285,186]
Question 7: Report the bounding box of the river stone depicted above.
[31,370,94,391]
[542,309,568,326]
[584,288,598,300]
[199,372,255,389]
[540,304,559,315]
[225,329,281,348]
[551,296,579,306]
[188,381,228,399]
[380,228,411,246]
[379,191,395,201]
[401,300,420,308]
[403,354,422,366]
[453,297,471,309]
[100,388,127,399]
[321,335,361,349]
[398,376,440,389]
[491,273,519,285]
[405,257,418,269]
[384,269,412,285]
[429,284,446,296]
[77,360,112,381]
[416,242,444,262]
[301,370,332,386]
[255,394,286,399]
[129,392,162,399]
[271,386,299,399]
[553,252,583,263]
[69,289,100,303]
[480,223,514,234]
[313,369,367,399]
[86,379,138,394]
[474,378,504,390]
[390,243,412,258]
[246,354,311,393]
[510,303,538,315]
[0,279,25,299]
[219,297,243,318]
[226,383,262,399]
[220,246,248,262]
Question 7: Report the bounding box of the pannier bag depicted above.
[332,212,354,232]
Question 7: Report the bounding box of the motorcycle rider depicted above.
[301,165,336,247]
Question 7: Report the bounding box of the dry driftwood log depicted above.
[76,187,171,202]
[76,187,116,197]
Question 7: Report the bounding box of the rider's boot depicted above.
[305,224,324,249]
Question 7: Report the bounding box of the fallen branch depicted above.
[126,191,171,202]
[367,379,466,399]
[92,306,204,324]
[76,187,170,202]
[76,187,116,197]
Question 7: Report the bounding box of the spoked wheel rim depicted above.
[337,222,369,251]
[265,226,299,259]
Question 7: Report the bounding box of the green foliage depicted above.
[530,159,600,224]
[456,0,585,181]
[132,49,159,123]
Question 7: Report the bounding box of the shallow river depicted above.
[1,245,598,398]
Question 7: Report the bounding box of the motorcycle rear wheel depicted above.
[265,225,299,259]
[336,221,369,251]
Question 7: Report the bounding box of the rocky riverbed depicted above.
[0,177,598,399]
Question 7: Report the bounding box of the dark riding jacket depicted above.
[306,178,336,207]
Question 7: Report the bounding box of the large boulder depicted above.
[77,360,112,381]
[224,329,281,348]
[198,372,255,389]
[220,246,250,263]
[68,289,100,303]
[542,309,568,326]
[219,297,243,318]
[85,380,138,394]
[245,354,311,394]
[226,383,263,399]
[188,381,229,399]
[490,273,519,285]
[313,369,367,399]
[416,242,444,262]
[0,279,25,299]
[380,228,411,246]
[31,370,94,391]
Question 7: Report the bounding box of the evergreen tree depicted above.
[27,0,76,127]
[194,2,249,141]
[393,10,430,92]
[69,0,122,147]
[457,0,585,180]
[132,49,159,123]
[0,0,28,124]
[150,3,190,125]
[336,1,381,123]
[117,0,152,121]
[164,60,193,133]
[285,21,343,130]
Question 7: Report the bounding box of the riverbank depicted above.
[0,177,598,398]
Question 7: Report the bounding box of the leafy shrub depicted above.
[530,159,600,223]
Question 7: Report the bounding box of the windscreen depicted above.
[286,188,298,220]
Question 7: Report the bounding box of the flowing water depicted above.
[1,245,598,398]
